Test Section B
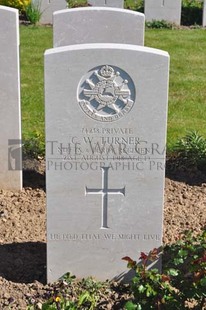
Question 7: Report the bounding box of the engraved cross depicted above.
[86,167,125,229]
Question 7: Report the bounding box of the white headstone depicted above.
[203,0,206,27]
[0,6,22,190]
[88,0,124,8]
[145,0,182,25]
[45,43,169,283]
[53,8,145,47]
[32,0,67,24]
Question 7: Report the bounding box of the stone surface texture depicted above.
[88,0,124,7]
[53,7,145,47]
[145,0,182,25]
[45,43,169,282]
[0,6,22,190]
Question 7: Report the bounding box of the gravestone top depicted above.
[53,7,145,47]
[46,42,168,57]
[45,43,169,282]
[0,4,19,38]
[0,5,22,190]
[145,0,182,25]
[88,0,124,7]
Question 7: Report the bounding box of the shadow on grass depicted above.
[0,242,46,284]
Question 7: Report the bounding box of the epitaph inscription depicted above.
[86,167,125,229]
[78,65,135,122]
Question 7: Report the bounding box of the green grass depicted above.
[145,29,206,150]
[20,25,52,147]
[20,26,206,154]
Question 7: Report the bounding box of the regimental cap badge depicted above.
[78,65,136,122]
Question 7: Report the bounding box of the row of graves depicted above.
[1,2,169,282]
[32,0,206,27]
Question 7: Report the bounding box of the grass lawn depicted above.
[20,25,52,154]
[20,26,206,154]
[145,29,206,151]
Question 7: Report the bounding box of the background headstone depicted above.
[145,0,182,25]
[45,43,169,283]
[53,7,145,47]
[0,6,22,190]
[32,0,67,24]
[203,0,206,27]
[88,0,124,8]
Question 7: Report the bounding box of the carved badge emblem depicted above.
[78,65,135,122]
